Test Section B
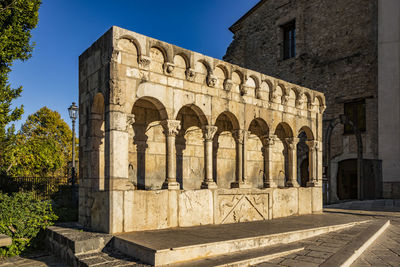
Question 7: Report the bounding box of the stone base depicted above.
[161,181,180,190]
[285,180,299,187]
[263,181,278,188]
[231,181,253,188]
[201,181,218,189]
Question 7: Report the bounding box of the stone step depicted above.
[320,219,390,267]
[113,214,370,266]
[171,243,304,267]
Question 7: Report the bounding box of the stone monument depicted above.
[78,26,325,234]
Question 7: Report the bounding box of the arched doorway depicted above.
[337,159,358,200]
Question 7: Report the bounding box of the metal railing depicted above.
[0,176,74,200]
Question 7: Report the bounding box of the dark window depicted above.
[282,20,296,59]
[344,100,366,134]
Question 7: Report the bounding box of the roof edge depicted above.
[229,0,268,33]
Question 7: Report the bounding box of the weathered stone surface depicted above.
[79,26,324,233]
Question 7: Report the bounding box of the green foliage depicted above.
[0,0,41,173]
[0,191,57,258]
[5,107,77,177]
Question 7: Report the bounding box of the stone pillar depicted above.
[161,120,181,190]
[285,137,300,187]
[306,140,318,187]
[261,135,278,188]
[231,129,252,188]
[201,125,218,189]
[316,141,323,186]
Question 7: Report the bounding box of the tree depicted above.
[6,107,77,177]
[0,0,41,173]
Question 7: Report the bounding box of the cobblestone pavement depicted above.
[351,217,400,267]
[255,220,374,267]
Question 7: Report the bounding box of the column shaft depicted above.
[161,120,181,190]
[201,125,218,189]
[286,137,299,187]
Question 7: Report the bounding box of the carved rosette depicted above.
[285,137,300,150]
[206,74,217,87]
[281,94,289,105]
[295,93,305,108]
[255,87,262,99]
[185,68,195,81]
[202,125,218,141]
[160,120,181,137]
[163,62,175,75]
[239,84,249,96]
[223,79,233,91]
[138,55,151,69]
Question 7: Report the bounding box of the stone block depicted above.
[272,188,298,218]
[298,187,312,215]
[178,190,213,227]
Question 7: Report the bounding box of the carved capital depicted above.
[233,129,247,144]
[261,134,276,146]
[202,125,218,141]
[223,79,233,91]
[138,55,151,69]
[185,68,195,81]
[319,105,327,113]
[126,114,135,130]
[285,137,300,150]
[163,62,175,75]
[206,74,217,87]
[160,120,181,137]
[306,140,318,150]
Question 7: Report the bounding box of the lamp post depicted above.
[68,102,79,186]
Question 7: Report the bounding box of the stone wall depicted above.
[224,0,380,201]
[79,26,325,233]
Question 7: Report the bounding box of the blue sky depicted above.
[8,0,259,129]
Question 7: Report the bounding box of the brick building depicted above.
[224,0,400,201]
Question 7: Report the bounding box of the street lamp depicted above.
[68,102,79,186]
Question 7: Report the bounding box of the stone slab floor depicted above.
[1,200,399,267]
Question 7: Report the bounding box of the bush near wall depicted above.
[0,192,58,258]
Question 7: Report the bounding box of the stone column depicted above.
[306,140,318,187]
[261,135,278,188]
[316,141,323,186]
[285,137,300,187]
[201,125,218,189]
[231,129,252,188]
[161,120,181,190]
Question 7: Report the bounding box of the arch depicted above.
[215,64,229,79]
[298,126,314,141]
[174,52,190,68]
[304,92,313,109]
[175,105,206,189]
[274,122,293,138]
[214,66,226,89]
[150,45,168,62]
[131,97,169,190]
[197,59,212,73]
[247,118,269,188]
[173,54,187,68]
[131,96,168,121]
[214,111,240,131]
[117,36,141,56]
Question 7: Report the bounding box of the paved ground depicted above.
[1,199,399,266]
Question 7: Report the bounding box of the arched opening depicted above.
[214,112,239,188]
[297,131,309,187]
[90,93,105,191]
[131,97,168,190]
[274,123,293,187]
[247,118,269,188]
[175,105,207,189]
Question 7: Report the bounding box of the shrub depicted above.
[0,192,58,258]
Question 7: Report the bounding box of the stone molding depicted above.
[138,55,151,69]
[160,120,181,137]
[185,68,195,81]
[223,78,233,91]
[163,62,175,75]
[206,74,218,87]
[202,125,218,141]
